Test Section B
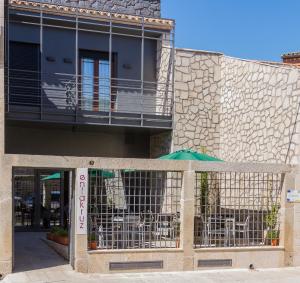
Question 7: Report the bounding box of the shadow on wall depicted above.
[5,124,151,158]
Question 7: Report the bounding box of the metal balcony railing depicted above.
[5,69,174,128]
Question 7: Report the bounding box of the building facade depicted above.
[5,0,174,159]
[2,0,300,277]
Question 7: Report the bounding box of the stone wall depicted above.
[219,57,300,164]
[40,0,161,17]
[156,40,173,116]
[173,49,222,157]
[173,49,300,164]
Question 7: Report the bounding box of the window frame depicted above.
[78,50,117,112]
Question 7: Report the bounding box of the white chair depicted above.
[207,217,227,247]
[235,216,250,246]
[224,218,236,246]
[154,213,175,240]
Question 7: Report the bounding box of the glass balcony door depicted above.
[80,50,112,112]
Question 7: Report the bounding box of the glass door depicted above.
[80,50,113,112]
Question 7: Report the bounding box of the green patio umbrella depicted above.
[41,172,61,181]
[158,149,223,161]
[41,170,115,181]
[89,169,115,179]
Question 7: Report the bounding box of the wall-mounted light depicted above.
[63,58,72,64]
[123,63,132,70]
[46,56,55,62]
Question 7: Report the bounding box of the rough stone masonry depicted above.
[40,0,161,17]
[172,48,300,165]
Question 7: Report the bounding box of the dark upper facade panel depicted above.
[6,0,174,129]
[39,0,161,17]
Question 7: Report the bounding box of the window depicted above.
[9,42,41,106]
[79,50,117,112]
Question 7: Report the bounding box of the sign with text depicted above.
[287,189,300,203]
[76,168,88,234]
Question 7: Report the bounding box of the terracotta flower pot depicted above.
[52,234,58,243]
[271,239,279,246]
[89,241,97,250]
[47,232,54,241]
[56,236,69,246]
[175,238,180,248]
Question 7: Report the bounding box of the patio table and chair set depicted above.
[195,214,250,247]
[90,212,179,249]
[87,149,281,250]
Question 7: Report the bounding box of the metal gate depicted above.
[13,168,68,231]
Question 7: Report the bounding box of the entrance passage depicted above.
[14,169,69,230]
[13,168,73,272]
[14,232,68,272]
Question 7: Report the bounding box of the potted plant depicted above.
[47,227,69,246]
[266,230,279,246]
[46,231,54,241]
[47,226,59,241]
[89,234,97,250]
[47,232,54,241]
[265,205,280,246]
[56,228,69,246]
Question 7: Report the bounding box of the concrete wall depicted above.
[39,0,161,17]
[5,124,150,158]
[0,155,291,276]
[0,0,13,276]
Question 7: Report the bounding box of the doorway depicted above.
[13,168,74,271]
[79,49,117,112]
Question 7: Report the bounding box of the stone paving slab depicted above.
[7,232,300,283]
[3,267,300,283]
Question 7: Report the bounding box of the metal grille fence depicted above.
[194,172,284,248]
[13,168,65,229]
[88,169,182,250]
[13,168,35,228]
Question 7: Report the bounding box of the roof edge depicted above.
[9,0,174,29]
[175,47,223,56]
[282,52,300,59]
[224,55,300,70]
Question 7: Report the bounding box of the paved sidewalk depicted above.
[14,232,67,272]
[5,232,300,283]
[3,267,300,283]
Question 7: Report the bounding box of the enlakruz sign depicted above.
[76,168,88,234]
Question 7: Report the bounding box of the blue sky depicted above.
[161,0,300,62]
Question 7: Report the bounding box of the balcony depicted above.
[5,0,175,129]
[6,69,173,128]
